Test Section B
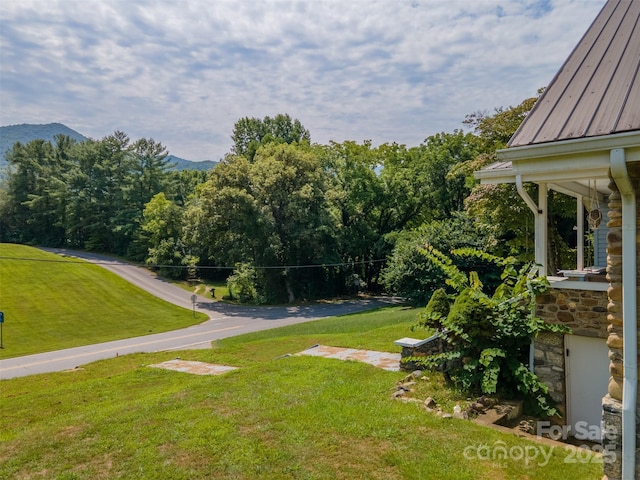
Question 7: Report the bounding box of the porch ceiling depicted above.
[475,161,611,197]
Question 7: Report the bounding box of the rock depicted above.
[469,402,486,413]
[453,404,468,419]
[411,370,424,378]
[518,419,536,434]
[441,413,453,419]
[391,390,406,398]
[399,381,416,389]
[396,384,414,394]
[424,397,437,409]
[453,409,468,420]
[477,396,498,408]
[398,398,423,404]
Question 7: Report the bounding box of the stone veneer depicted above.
[532,332,566,414]
[533,288,609,416]
[602,161,640,480]
[397,336,449,372]
[536,288,609,338]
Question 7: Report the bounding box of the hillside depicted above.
[167,155,217,171]
[0,123,87,163]
[0,243,206,358]
[0,123,216,172]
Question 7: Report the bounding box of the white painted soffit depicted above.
[473,166,609,201]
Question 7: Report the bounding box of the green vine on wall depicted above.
[409,246,570,417]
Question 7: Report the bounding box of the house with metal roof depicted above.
[474,1,639,478]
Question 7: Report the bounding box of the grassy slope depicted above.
[0,307,600,480]
[0,243,207,358]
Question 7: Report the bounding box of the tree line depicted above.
[0,107,578,304]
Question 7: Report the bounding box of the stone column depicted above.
[602,162,640,480]
[606,182,624,402]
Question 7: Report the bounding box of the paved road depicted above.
[0,249,399,379]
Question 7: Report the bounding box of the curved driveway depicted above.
[0,249,399,379]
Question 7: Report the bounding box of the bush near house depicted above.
[408,246,570,417]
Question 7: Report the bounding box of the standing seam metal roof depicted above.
[508,0,640,148]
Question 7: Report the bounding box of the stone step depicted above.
[474,400,523,427]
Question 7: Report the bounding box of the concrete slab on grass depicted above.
[297,345,401,371]
[150,359,238,376]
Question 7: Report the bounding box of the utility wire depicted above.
[0,256,387,270]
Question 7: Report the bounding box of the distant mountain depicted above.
[167,155,217,172]
[0,123,216,172]
[0,123,87,164]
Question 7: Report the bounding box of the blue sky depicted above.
[0,0,605,162]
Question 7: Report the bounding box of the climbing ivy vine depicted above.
[409,246,570,417]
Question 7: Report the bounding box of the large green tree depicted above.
[0,131,180,257]
[65,134,133,252]
[192,142,337,302]
[463,91,577,270]
[320,141,384,288]
[251,143,337,301]
[416,130,480,220]
[319,138,472,290]
[322,132,480,293]
[128,138,173,214]
[189,154,260,266]
[2,136,72,245]
[231,113,310,161]
[139,192,197,279]
[382,212,498,305]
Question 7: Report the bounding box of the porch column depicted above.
[602,160,640,480]
[516,176,547,276]
[577,196,584,271]
[537,182,548,276]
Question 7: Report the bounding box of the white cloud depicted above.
[0,0,606,160]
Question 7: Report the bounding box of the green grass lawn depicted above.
[0,243,207,358]
[0,306,601,479]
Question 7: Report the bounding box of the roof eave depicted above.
[497,130,640,163]
[473,164,515,184]
[476,131,640,185]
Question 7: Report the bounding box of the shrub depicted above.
[226,263,262,303]
[407,247,570,417]
[416,287,451,331]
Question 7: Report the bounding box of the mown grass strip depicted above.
[0,243,207,358]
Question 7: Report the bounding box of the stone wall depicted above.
[536,288,609,338]
[397,336,452,372]
[533,287,609,416]
[532,332,566,415]
[602,395,623,480]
